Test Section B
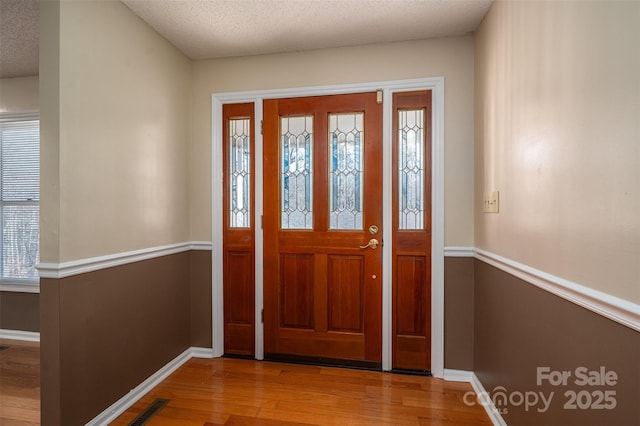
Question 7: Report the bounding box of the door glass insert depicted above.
[281,116,313,229]
[329,113,364,230]
[398,109,425,230]
[229,118,250,228]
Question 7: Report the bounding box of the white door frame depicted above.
[211,77,445,377]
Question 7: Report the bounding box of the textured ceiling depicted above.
[0,0,492,79]
[0,0,39,78]
[122,0,493,60]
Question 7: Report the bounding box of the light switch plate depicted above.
[483,190,499,213]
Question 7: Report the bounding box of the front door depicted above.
[263,93,383,367]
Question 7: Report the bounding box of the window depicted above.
[329,112,364,230]
[280,115,313,230]
[0,113,39,281]
[228,118,251,228]
[398,108,425,230]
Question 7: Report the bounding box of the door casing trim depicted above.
[211,77,445,377]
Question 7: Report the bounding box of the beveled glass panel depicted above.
[229,119,250,228]
[329,113,363,230]
[398,109,425,230]
[281,116,313,229]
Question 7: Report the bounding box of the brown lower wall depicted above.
[0,291,40,332]
[40,251,197,425]
[190,250,212,347]
[444,256,474,370]
[474,259,640,425]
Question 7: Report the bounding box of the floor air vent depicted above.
[0,346,9,351]
[128,398,169,426]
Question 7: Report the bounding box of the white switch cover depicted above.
[483,191,499,213]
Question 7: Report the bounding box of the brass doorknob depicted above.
[359,238,379,249]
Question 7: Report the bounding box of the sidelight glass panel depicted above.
[329,113,363,230]
[229,119,251,228]
[281,116,313,229]
[398,109,425,230]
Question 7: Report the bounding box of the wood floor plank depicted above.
[273,400,420,426]
[256,406,371,426]
[149,385,280,409]
[220,415,312,426]
[0,418,40,426]
[166,396,261,417]
[151,405,231,424]
[0,405,40,423]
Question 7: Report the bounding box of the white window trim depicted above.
[0,111,41,293]
[211,77,445,377]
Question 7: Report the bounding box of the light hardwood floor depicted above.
[0,341,492,425]
[0,339,40,426]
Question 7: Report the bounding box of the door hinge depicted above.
[260,215,263,229]
[261,309,264,323]
[260,120,263,135]
[376,89,383,104]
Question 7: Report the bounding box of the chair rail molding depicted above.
[37,241,213,279]
[474,248,640,332]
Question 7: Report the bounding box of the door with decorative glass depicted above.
[263,93,383,367]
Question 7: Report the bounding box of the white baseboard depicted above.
[443,368,473,382]
[190,346,215,358]
[443,369,507,426]
[0,329,40,342]
[470,372,508,426]
[86,346,214,426]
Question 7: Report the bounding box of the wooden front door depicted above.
[263,93,383,367]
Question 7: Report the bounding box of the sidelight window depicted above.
[398,109,425,230]
[229,118,251,228]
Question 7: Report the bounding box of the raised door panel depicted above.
[225,251,254,324]
[279,253,314,330]
[327,255,364,333]
[394,255,430,370]
[396,255,426,336]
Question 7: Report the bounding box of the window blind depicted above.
[0,114,39,280]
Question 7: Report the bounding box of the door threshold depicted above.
[222,353,255,360]
[390,368,433,376]
[264,352,382,371]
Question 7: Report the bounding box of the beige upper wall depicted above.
[190,37,475,246]
[0,76,39,112]
[40,0,192,263]
[474,0,639,303]
[40,0,61,263]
